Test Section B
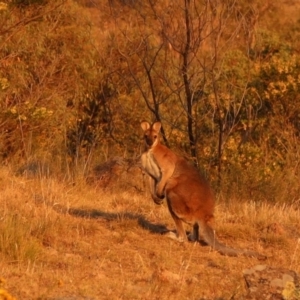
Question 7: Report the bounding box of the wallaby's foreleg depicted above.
[148,176,164,205]
[156,169,174,199]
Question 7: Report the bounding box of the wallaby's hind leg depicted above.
[188,223,199,242]
[165,213,188,243]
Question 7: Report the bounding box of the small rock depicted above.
[243,265,300,299]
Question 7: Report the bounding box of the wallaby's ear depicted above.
[141,121,150,131]
[152,122,162,132]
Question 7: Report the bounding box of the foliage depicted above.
[9,0,48,7]
[0,0,300,202]
[0,0,104,168]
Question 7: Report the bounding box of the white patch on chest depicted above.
[141,150,161,180]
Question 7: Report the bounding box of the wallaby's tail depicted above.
[199,221,266,259]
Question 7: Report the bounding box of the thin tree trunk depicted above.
[182,0,197,165]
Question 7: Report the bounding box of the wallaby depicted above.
[140,121,265,259]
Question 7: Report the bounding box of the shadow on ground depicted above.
[53,204,170,235]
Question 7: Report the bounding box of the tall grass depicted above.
[0,168,64,263]
[0,214,41,263]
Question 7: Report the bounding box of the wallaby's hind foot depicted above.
[165,231,186,243]
[187,232,198,242]
[187,223,200,242]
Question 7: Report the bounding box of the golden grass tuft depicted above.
[0,166,299,299]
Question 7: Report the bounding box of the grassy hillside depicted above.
[0,166,299,299]
[1,1,300,299]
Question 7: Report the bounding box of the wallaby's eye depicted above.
[154,135,157,139]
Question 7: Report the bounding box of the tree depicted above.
[0,0,103,170]
[110,0,258,175]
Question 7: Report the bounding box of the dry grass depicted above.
[0,166,299,300]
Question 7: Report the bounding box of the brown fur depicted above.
[141,121,265,259]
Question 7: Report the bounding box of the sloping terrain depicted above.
[0,166,299,299]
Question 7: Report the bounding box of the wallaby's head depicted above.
[141,121,161,148]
